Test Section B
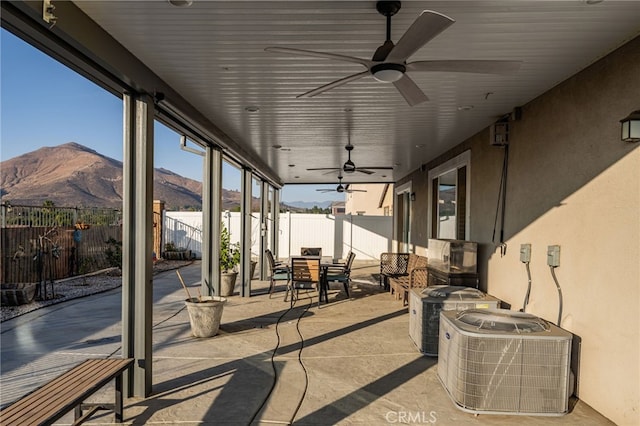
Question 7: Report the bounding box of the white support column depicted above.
[240,168,253,297]
[201,146,222,296]
[272,188,280,258]
[122,93,154,397]
[259,181,269,280]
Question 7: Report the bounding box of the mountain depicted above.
[2,142,238,210]
[285,200,335,210]
[1,142,344,211]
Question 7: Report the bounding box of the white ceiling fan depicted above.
[307,143,393,175]
[265,1,521,106]
[316,175,367,194]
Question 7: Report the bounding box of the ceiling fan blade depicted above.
[307,167,341,171]
[357,166,394,170]
[407,60,522,74]
[316,189,335,192]
[298,71,370,98]
[355,168,376,175]
[265,47,372,68]
[386,10,455,63]
[393,75,429,106]
[345,189,368,193]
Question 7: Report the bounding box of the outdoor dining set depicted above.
[265,248,355,307]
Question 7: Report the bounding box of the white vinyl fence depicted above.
[164,211,392,261]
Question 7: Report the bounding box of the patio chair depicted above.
[300,247,322,257]
[325,251,355,299]
[286,257,321,307]
[265,249,290,298]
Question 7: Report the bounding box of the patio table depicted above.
[288,256,344,304]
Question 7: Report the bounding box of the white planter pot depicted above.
[220,271,238,297]
[185,296,226,338]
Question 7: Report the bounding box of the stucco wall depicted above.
[399,36,640,424]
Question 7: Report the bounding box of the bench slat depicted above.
[2,360,121,424]
[0,358,133,426]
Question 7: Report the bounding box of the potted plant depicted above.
[219,223,240,296]
[178,271,226,338]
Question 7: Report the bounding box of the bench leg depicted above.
[74,403,83,421]
[115,373,124,423]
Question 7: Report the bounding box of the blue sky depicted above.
[0,29,342,204]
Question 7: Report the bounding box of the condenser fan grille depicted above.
[455,309,550,333]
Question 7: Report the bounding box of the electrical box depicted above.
[490,122,509,146]
[547,245,560,267]
[520,244,531,263]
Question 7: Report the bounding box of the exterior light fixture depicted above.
[245,106,260,113]
[168,0,193,7]
[371,63,406,83]
[620,110,640,142]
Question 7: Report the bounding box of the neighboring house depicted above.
[345,183,394,216]
[330,201,345,215]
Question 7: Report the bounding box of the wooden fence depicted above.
[1,204,121,284]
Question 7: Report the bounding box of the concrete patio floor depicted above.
[0,261,614,425]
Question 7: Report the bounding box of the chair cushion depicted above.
[272,272,290,280]
[326,273,348,282]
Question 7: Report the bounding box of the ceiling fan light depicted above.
[343,160,356,173]
[371,63,406,83]
[337,184,345,193]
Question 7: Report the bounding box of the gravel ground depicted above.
[0,259,194,323]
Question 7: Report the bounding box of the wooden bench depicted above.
[0,358,133,426]
[381,253,428,305]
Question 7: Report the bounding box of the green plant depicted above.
[220,223,240,272]
[165,241,176,252]
[104,238,122,269]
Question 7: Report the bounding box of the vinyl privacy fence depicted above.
[164,212,393,261]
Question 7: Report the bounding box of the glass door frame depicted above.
[427,151,471,240]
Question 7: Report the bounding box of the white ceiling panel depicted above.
[72,0,640,184]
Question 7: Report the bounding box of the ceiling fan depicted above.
[307,143,393,175]
[265,1,521,106]
[316,175,367,194]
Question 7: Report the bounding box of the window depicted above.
[427,151,470,240]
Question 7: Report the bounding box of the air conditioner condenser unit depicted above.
[438,309,572,416]
[408,286,500,356]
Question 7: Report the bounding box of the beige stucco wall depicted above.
[345,184,393,215]
[398,36,640,425]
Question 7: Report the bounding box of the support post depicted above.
[122,93,154,397]
[259,181,269,280]
[240,168,253,297]
[201,146,222,296]
[272,188,280,258]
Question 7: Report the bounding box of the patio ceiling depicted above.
[40,1,640,184]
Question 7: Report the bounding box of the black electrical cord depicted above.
[247,300,292,425]
[550,266,563,326]
[522,262,532,312]
[289,297,312,425]
[248,293,313,426]
[492,145,510,255]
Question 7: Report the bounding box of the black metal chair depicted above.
[286,257,321,307]
[265,249,290,298]
[325,251,355,299]
[300,247,322,257]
